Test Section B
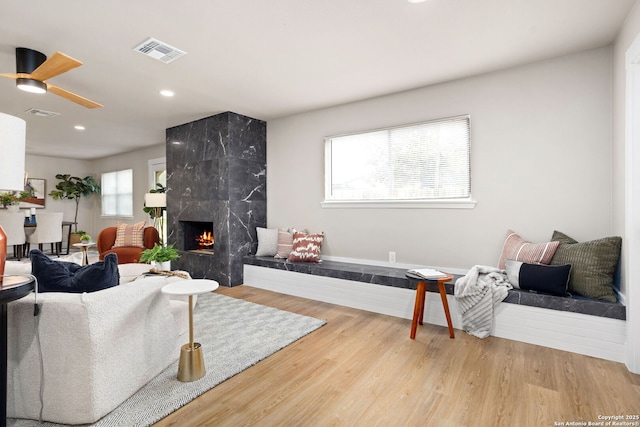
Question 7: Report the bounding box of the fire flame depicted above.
[196,231,214,249]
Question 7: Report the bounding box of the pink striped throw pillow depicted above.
[497,230,559,270]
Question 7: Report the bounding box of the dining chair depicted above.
[26,211,64,256]
[0,211,27,260]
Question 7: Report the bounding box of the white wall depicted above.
[90,143,165,235]
[267,47,614,274]
[612,0,640,375]
[24,155,95,234]
[24,143,165,240]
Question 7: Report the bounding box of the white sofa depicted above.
[5,262,192,425]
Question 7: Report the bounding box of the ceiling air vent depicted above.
[25,108,60,118]
[133,38,186,64]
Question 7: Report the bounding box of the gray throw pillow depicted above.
[549,231,621,302]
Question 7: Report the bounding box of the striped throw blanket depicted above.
[454,265,512,338]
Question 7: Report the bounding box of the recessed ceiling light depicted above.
[408,0,427,3]
[74,125,85,130]
[160,90,174,97]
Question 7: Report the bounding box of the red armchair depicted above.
[97,226,160,264]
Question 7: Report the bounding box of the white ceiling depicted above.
[0,0,635,160]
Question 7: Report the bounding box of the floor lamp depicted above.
[0,113,26,281]
[144,192,166,245]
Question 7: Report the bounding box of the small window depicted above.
[323,115,473,208]
[101,169,133,216]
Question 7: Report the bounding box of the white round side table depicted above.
[161,279,219,382]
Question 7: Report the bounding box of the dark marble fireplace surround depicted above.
[166,111,266,286]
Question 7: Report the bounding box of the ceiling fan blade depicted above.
[30,52,82,81]
[0,73,23,80]
[47,84,103,109]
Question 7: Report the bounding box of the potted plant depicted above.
[49,174,101,233]
[0,192,18,210]
[139,243,180,271]
[0,190,33,212]
[70,230,87,245]
[80,234,92,243]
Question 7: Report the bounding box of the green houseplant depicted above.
[48,174,101,232]
[0,190,33,211]
[0,192,17,208]
[69,230,87,245]
[139,243,180,271]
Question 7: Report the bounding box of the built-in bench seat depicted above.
[243,255,628,363]
[243,256,625,320]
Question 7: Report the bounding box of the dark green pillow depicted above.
[549,231,621,302]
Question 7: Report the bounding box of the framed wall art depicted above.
[20,178,46,208]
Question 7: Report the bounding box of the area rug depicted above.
[8,292,326,427]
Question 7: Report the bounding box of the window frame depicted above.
[322,115,476,209]
[101,168,134,217]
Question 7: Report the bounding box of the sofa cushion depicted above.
[255,227,278,256]
[505,259,571,296]
[30,249,119,293]
[112,221,145,248]
[118,263,153,284]
[497,230,559,270]
[550,230,621,302]
[288,231,324,262]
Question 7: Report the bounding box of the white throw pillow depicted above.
[255,227,278,256]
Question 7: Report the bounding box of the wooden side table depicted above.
[409,274,455,339]
[0,275,35,427]
[162,279,219,382]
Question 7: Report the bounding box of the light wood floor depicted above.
[154,285,640,427]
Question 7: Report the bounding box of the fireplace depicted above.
[180,221,214,253]
[166,111,266,286]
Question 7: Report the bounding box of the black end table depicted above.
[0,275,35,427]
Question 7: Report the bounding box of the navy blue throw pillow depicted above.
[505,259,571,297]
[30,249,120,293]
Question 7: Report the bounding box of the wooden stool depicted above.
[410,274,455,339]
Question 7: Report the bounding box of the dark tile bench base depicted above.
[243,256,625,320]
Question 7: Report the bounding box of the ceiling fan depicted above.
[0,47,102,109]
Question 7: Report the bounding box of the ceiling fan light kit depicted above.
[16,77,46,94]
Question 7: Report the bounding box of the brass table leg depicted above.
[177,295,205,382]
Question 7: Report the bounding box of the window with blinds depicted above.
[101,169,133,216]
[324,115,471,206]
